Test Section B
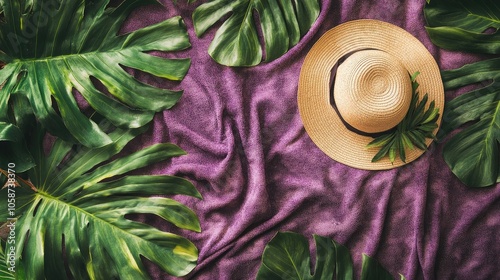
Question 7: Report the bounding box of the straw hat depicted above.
[297,19,444,170]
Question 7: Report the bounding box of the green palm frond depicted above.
[367,72,440,163]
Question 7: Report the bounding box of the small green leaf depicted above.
[408,130,428,150]
[418,123,439,133]
[421,101,436,124]
[397,135,406,163]
[389,141,397,163]
[367,134,394,148]
[410,94,429,127]
[410,71,420,82]
[401,134,414,150]
[371,136,396,163]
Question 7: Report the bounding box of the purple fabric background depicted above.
[116,0,500,279]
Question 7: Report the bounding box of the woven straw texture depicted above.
[298,19,444,170]
[334,49,413,133]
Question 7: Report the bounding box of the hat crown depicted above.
[333,50,412,133]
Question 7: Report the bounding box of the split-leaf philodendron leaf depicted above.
[192,0,320,66]
[0,122,34,173]
[0,125,202,279]
[0,0,191,148]
[256,232,405,280]
[0,94,37,173]
[425,0,500,187]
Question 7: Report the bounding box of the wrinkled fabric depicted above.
[119,1,500,279]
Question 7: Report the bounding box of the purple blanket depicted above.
[119,0,500,279]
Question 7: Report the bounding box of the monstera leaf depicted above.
[0,125,202,279]
[425,0,500,187]
[0,94,36,172]
[192,0,320,66]
[0,123,33,173]
[0,0,191,148]
[257,232,405,280]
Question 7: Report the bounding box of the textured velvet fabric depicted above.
[119,1,500,279]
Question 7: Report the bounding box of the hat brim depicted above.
[297,19,444,170]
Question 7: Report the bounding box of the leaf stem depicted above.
[0,168,37,192]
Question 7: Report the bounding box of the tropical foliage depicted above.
[0,0,191,148]
[368,72,439,164]
[0,95,36,173]
[0,241,15,280]
[425,0,500,187]
[0,125,202,279]
[192,0,321,66]
[257,232,405,280]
